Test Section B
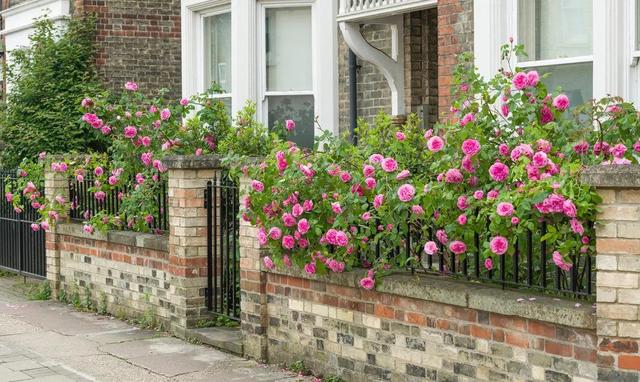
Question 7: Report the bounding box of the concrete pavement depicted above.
[0,276,310,382]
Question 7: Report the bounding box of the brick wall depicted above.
[437,0,473,120]
[55,224,173,326]
[74,0,182,98]
[583,166,640,381]
[251,269,598,381]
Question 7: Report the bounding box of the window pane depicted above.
[204,13,231,93]
[518,0,592,61]
[266,8,312,91]
[536,62,592,106]
[267,95,315,148]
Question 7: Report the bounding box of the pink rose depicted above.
[397,184,415,202]
[489,162,509,182]
[611,144,627,158]
[436,229,448,245]
[396,170,410,181]
[83,224,94,234]
[499,144,509,156]
[340,171,352,183]
[297,219,310,234]
[490,236,508,255]
[369,154,383,164]
[424,241,438,255]
[263,256,275,270]
[552,251,573,272]
[540,105,554,124]
[381,157,398,172]
[484,258,493,270]
[457,214,467,225]
[461,139,481,156]
[285,119,296,131]
[363,164,375,177]
[124,81,138,91]
[365,177,377,189]
[552,94,570,111]
[445,168,464,184]
[460,113,475,127]
[359,277,375,290]
[449,241,467,255]
[331,202,343,214]
[457,195,468,210]
[373,194,384,209]
[269,227,282,240]
[395,131,406,141]
[473,190,484,200]
[95,191,106,201]
[411,205,424,215]
[511,217,520,225]
[427,136,445,152]
[361,212,371,221]
[512,72,528,90]
[574,142,589,155]
[292,203,304,217]
[563,200,577,218]
[532,151,548,168]
[526,70,539,87]
[123,126,137,139]
[5,192,13,202]
[335,231,349,247]
[160,109,171,120]
[304,262,316,275]
[496,202,514,217]
[282,235,295,250]
[570,219,584,235]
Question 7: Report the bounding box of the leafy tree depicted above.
[0,16,108,168]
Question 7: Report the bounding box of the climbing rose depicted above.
[282,235,295,250]
[297,219,310,234]
[285,119,296,131]
[423,241,438,255]
[124,81,138,91]
[526,70,539,87]
[373,194,384,209]
[460,113,475,127]
[457,214,467,225]
[496,202,514,217]
[457,195,469,210]
[31,223,40,232]
[95,191,106,201]
[512,72,528,90]
[489,162,509,182]
[449,241,467,255]
[532,151,548,168]
[395,131,406,141]
[484,258,494,270]
[359,277,375,290]
[251,180,264,192]
[365,177,377,189]
[369,154,383,164]
[160,108,171,120]
[363,165,375,177]
[5,192,13,202]
[611,143,627,158]
[263,256,275,270]
[540,105,554,124]
[381,157,398,172]
[427,136,445,152]
[570,219,584,235]
[461,139,481,156]
[444,169,463,184]
[436,229,448,244]
[396,170,410,181]
[83,225,94,234]
[124,126,137,139]
[552,251,573,271]
[282,213,296,227]
[490,236,509,255]
[397,184,415,202]
[304,262,316,275]
[361,212,371,221]
[411,205,424,215]
[552,94,570,111]
[268,227,282,240]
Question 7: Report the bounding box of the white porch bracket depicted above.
[339,15,405,116]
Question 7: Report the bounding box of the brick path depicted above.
[0,276,310,382]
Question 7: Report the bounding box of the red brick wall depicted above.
[74,0,182,98]
[262,272,598,381]
[437,0,473,120]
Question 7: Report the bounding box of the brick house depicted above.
[0,0,181,98]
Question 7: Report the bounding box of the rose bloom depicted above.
[611,143,627,158]
[124,81,138,91]
[427,136,445,152]
[365,177,377,189]
[512,72,528,90]
[435,229,448,244]
[268,227,282,240]
[395,131,406,141]
[83,225,94,234]
[532,151,548,168]
[381,157,398,172]
[473,190,484,200]
[484,258,494,270]
[292,203,304,217]
[397,184,416,202]
[498,144,510,156]
[511,216,520,225]
[563,200,577,218]
[340,171,352,183]
[490,236,509,255]
[570,218,584,235]
[396,170,410,180]
[552,94,570,111]
[373,194,384,209]
[282,213,297,227]
[297,219,310,234]
[411,205,424,215]
[331,202,343,214]
[526,70,539,87]
[124,125,137,139]
[445,168,464,184]
[461,155,476,174]
[334,231,349,247]
[461,139,481,156]
[552,251,573,271]
[496,202,514,217]
[449,241,467,255]
[369,153,383,164]
[457,214,467,225]
[424,241,438,255]
[282,235,295,250]
[460,113,475,127]
[263,256,275,270]
[489,162,509,182]
[457,195,469,210]
[359,277,375,290]
[363,164,375,177]
[160,108,171,120]
[285,119,296,131]
[574,141,589,155]
[540,105,554,125]
[304,262,316,275]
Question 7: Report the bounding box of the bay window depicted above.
[261,5,315,148]
[516,0,593,106]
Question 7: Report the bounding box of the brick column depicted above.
[44,165,70,299]
[583,165,640,380]
[164,156,222,336]
[238,174,269,361]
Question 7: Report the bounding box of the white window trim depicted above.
[474,0,637,105]
[255,0,338,138]
[181,0,230,100]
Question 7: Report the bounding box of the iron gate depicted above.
[0,170,46,279]
[205,172,240,321]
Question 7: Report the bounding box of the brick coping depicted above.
[266,267,596,330]
[55,223,168,252]
[582,164,640,188]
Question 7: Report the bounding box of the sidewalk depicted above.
[0,276,309,382]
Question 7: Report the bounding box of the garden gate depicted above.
[205,172,240,321]
[0,170,46,278]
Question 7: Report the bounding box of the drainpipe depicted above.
[348,48,358,144]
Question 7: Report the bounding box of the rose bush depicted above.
[3,83,285,233]
[244,43,640,289]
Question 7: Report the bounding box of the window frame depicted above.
[257,0,315,132]
[512,0,594,100]
[201,8,232,102]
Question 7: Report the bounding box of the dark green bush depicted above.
[0,16,108,167]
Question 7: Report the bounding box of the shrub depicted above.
[0,17,108,168]
[243,43,640,288]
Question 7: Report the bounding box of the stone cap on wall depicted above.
[582,164,640,188]
[269,267,596,330]
[163,155,223,170]
[56,223,169,252]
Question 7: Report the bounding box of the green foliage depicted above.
[287,360,311,375]
[195,315,239,328]
[27,281,51,301]
[0,16,108,168]
[97,292,108,315]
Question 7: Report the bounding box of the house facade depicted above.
[0,0,182,98]
[182,0,640,147]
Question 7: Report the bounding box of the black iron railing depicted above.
[205,172,240,321]
[68,175,168,232]
[0,169,46,279]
